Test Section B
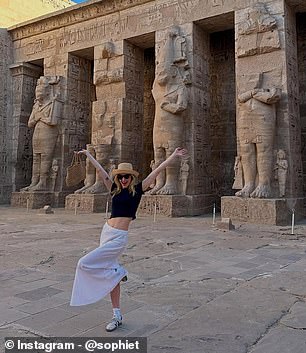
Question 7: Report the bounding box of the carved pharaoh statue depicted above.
[235,73,281,198]
[76,42,119,195]
[21,76,63,192]
[149,26,191,195]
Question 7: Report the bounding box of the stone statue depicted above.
[179,158,189,195]
[149,27,190,195]
[148,159,156,189]
[79,41,118,195]
[21,76,63,192]
[232,156,244,190]
[50,159,59,191]
[235,73,281,198]
[274,149,288,198]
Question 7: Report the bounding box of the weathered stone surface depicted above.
[65,193,110,213]
[11,192,68,209]
[281,301,306,329]
[216,217,235,230]
[221,196,305,225]
[1,207,306,352]
[139,194,215,217]
[0,0,305,220]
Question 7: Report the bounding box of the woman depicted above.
[70,147,188,332]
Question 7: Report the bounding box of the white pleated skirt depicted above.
[70,222,128,306]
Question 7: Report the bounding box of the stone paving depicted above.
[0,206,306,353]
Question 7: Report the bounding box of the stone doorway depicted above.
[66,49,94,154]
[124,33,155,179]
[195,13,235,206]
[209,29,236,201]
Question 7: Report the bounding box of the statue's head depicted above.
[277,149,286,159]
[35,76,51,100]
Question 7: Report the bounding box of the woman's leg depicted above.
[110,283,120,309]
[106,283,122,332]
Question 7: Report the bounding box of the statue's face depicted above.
[35,81,49,100]
[277,150,285,159]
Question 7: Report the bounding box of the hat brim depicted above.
[112,169,139,178]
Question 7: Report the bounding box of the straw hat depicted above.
[111,162,139,178]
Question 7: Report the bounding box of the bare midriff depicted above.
[107,217,132,231]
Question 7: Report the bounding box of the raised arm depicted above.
[142,147,188,191]
[78,149,112,191]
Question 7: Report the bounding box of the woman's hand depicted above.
[77,149,88,156]
[172,147,189,158]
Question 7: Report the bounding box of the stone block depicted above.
[138,194,215,217]
[11,192,68,209]
[65,193,110,213]
[221,196,305,225]
[217,217,235,230]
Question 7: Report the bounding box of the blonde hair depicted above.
[111,175,137,197]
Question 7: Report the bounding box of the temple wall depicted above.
[297,13,306,204]
[0,29,13,203]
[1,0,306,215]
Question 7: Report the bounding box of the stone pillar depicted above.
[11,54,94,208]
[222,1,304,225]
[63,53,92,189]
[282,2,303,199]
[121,41,145,173]
[0,29,13,204]
[188,23,211,197]
[65,41,125,212]
[9,62,42,192]
[139,24,216,216]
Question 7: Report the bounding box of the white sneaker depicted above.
[105,316,122,332]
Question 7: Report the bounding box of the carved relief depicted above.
[232,156,244,190]
[21,76,64,192]
[235,72,281,198]
[179,158,190,195]
[149,26,191,195]
[274,149,288,198]
[237,3,281,58]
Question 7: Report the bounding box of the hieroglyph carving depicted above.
[21,76,64,192]
[237,3,281,58]
[149,26,191,195]
[235,73,281,198]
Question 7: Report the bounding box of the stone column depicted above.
[139,24,215,216]
[282,2,303,199]
[0,29,13,204]
[65,41,126,212]
[222,1,304,225]
[9,63,42,192]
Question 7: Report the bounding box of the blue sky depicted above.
[73,0,89,3]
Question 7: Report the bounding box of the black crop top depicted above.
[110,182,144,220]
